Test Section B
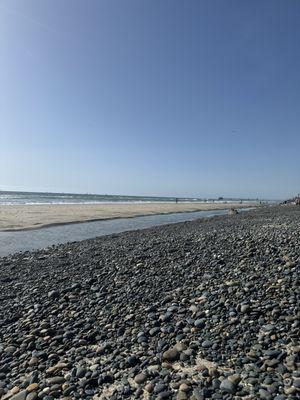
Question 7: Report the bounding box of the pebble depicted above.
[220,379,236,394]
[194,319,206,328]
[126,355,139,367]
[179,383,190,392]
[47,290,59,299]
[10,391,28,400]
[26,384,38,392]
[26,393,38,400]
[75,367,86,378]
[177,391,188,400]
[162,348,180,362]
[240,304,250,313]
[154,383,167,394]
[46,377,65,385]
[149,327,160,336]
[134,373,147,384]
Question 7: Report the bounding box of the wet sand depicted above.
[0,202,256,231]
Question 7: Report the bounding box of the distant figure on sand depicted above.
[175,198,178,203]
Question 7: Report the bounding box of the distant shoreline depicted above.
[0,189,275,205]
[0,202,258,232]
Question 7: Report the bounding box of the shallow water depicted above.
[0,208,248,257]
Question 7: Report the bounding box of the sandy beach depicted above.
[0,202,256,231]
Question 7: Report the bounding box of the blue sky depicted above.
[1,0,299,199]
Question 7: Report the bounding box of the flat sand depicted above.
[0,202,256,231]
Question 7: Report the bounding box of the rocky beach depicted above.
[0,205,299,400]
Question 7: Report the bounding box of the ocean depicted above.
[0,191,254,205]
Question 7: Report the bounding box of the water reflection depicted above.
[0,208,248,257]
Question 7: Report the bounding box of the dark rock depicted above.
[201,340,212,348]
[220,379,236,394]
[126,355,140,367]
[48,290,59,299]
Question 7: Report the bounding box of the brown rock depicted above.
[26,384,38,393]
[162,348,180,362]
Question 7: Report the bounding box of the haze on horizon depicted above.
[1,0,299,200]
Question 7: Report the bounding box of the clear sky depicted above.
[1,0,299,199]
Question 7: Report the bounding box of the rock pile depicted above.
[0,206,299,399]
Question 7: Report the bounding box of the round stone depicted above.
[162,348,180,362]
[134,373,147,384]
[220,379,236,394]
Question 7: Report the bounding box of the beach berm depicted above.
[0,206,299,399]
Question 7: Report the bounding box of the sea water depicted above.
[0,191,258,205]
